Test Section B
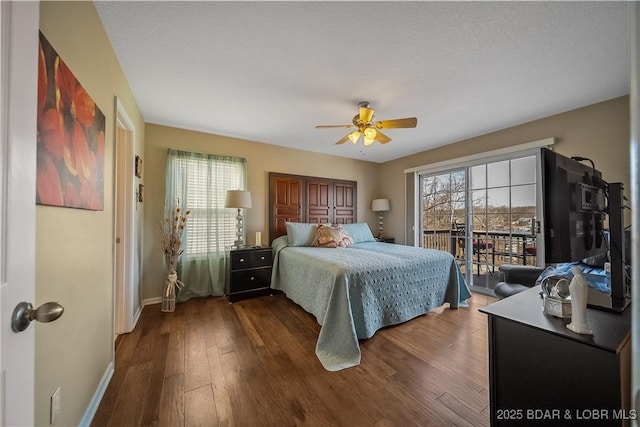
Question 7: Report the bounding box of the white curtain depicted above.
[165,149,247,301]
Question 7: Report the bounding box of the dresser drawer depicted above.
[230,249,272,270]
[229,267,272,292]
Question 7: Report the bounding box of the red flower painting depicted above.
[36,32,105,210]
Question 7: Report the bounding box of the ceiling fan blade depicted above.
[334,134,350,145]
[375,131,392,144]
[359,106,375,124]
[316,124,355,129]
[375,117,418,129]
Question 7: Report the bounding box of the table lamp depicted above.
[225,190,252,248]
[371,198,390,238]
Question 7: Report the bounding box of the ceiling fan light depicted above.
[364,127,377,139]
[348,131,361,144]
[363,135,375,146]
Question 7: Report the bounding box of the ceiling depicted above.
[95,1,629,164]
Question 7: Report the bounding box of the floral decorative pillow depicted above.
[311,224,353,248]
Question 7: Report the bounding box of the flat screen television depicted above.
[540,147,629,312]
[540,147,607,263]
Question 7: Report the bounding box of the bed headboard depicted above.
[268,172,357,243]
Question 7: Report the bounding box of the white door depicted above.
[114,99,139,337]
[0,2,39,426]
[114,105,136,335]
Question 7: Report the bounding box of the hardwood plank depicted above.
[106,360,153,427]
[91,313,149,426]
[266,352,341,426]
[184,384,217,427]
[158,374,184,427]
[218,350,262,426]
[183,320,211,392]
[232,303,265,348]
[92,293,494,427]
[164,324,185,378]
[436,391,490,427]
[140,333,170,426]
[90,395,117,427]
[206,346,232,427]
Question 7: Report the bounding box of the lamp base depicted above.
[233,209,246,249]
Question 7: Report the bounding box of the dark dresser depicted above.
[479,285,631,426]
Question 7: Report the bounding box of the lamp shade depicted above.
[371,198,390,212]
[348,130,361,144]
[225,190,252,209]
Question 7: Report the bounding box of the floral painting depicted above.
[36,32,105,210]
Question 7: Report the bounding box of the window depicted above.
[166,149,247,258]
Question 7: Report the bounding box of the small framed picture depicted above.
[138,184,144,202]
[135,155,143,178]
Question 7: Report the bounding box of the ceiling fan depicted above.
[315,101,418,146]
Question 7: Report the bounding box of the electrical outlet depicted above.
[50,386,61,424]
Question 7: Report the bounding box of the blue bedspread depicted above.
[270,236,471,371]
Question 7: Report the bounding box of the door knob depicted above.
[11,301,64,332]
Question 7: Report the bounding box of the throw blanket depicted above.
[271,236,471,371]
[538,262,611,293]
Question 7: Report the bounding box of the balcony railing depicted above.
[422,229,537,275]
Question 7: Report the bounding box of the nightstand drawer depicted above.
[230,268,271,292]
[230,249,272,270]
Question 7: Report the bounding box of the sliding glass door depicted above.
[419,153,540,293]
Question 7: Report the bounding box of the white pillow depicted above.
[340,223,375,243]
[285,222,318,246]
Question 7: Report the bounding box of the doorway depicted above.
[419,152,540,294]
[114,99,137,336]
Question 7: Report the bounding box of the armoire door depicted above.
[269,174,303,241]
[306,179,331,224]
[333,181,356,224]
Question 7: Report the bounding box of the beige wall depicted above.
[38,2,145,426]
[143,96,630,298]
[143,124,380,300]
[380,96,630,244]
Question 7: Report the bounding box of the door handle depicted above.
[11,301,64,332]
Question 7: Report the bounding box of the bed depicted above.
[270,222,471,371]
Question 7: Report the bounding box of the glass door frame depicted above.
[412,144,548,293]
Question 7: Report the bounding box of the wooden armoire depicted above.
[268,172,357,242]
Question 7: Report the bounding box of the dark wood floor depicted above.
[91,292,496,427]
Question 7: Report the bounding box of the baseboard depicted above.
[131,303,144,330]
[142,296,161,306]
[78,361,114,427]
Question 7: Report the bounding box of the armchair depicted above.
[493,264,545,299]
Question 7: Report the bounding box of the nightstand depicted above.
[225,247,273,302]
[375,237,395,243]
